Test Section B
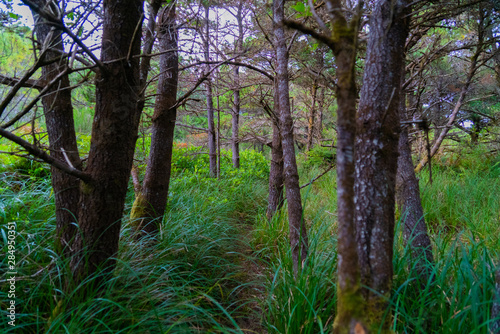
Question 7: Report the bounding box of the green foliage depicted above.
[420,147,500,241]
[253,212,338,333]
[0,153,268,333]
[298,146,336,170]
[392,226,498,333]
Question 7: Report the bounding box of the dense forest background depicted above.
[1,0,500,333]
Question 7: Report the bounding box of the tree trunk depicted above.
[31,0,81,258]
[232,2,243,169]
[274,0,308,274]
[306,81,318,151]
[325,5,364,332]
[130,4,178,235]
[70,0,144,285]
[204,4,217,177]
[316,85,325,142]
[266,80,284,220]
[354,0,410,330]
[396,126,434,283]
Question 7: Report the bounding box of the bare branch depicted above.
[0,74,45,90]
[0,127,91,182]
[22,0,105,71]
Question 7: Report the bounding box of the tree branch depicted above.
[283,19,336,51]
[0,127,91,182]
[0,74,45,90]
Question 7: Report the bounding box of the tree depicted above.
[274,0,308,274]
[231,0,244,168]
[354,0,411,329]
[29,0,82,258]
[285,0,367,329]
[130,3,178,236]
[203,2,217,177]
[266,79,284,219]
[0,0,146,288]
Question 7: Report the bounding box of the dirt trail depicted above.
[232,221,268,334]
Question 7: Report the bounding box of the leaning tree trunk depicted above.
[354,0,410,330]
[204,3,217,177]
[274,0,308,274]
[31,0,81,258]
[266,79,284,220]
[130,4,178,235]
[69,0,144,286]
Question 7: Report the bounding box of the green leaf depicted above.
[8,12,20,20]
[292,1,306,13]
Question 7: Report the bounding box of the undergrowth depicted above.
[0,148,267,333]
[1,142,499,333]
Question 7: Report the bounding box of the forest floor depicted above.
[233,221,268,333]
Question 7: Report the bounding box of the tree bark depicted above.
[396,126,434,283]
[204,3,217,177]
[322,2,365,331]
[354,0,410,330]
[266,79,284,220]
[232,1,243,169]
[274,0,308,274]
[31,0,81,257]
[70,0,144,285]
[130,4,178,236]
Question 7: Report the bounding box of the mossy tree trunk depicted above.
[325,2,365,332]
[354,0,411,330]
[130,4,178,235]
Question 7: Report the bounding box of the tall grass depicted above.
[253,147,500,333]
[2,145,500,333]
[0,158,268,333]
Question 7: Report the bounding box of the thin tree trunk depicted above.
[274,0,308,274]
[316,85,325,142]
[70,0,144,285]
[396,58,434,285]
[396,126,434,282]
[324,3,365,332]
[354,0,410,330]
[130,4,178,235]
[139,0,162,92]
[266,79,284,220]
[306,81,318,151]
[31,0,81,258]
[204,4,217,177]
[232,2,243,169]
